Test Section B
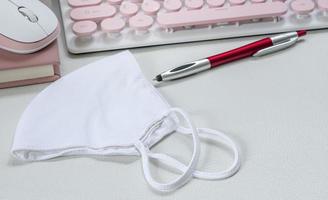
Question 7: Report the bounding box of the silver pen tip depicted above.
[152,75,163,82]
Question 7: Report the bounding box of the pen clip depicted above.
[253,36,299,57]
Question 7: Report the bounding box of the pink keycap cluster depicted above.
[68,0,328,37]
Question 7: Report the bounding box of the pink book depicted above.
[0,41,60,89]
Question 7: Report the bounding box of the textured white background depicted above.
[0,0,328,199]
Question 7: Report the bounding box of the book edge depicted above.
[0,65,61,89]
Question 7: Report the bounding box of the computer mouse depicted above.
[0,0,60,54]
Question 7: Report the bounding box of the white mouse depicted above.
[0,0,60,54]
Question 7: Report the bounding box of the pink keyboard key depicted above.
[120,2,139,17]
[291,0,315,15]
[185,0,204,10]
[142,1,161,15]
[130,0,143,3]
[250,0,266,3]
[318,0,328,12]
[157,2,287,28]
[229,0,246,5]
[68,0,102,7]
[107,0,123,5]
[129,14,154,31]
[206,0,225,7]
[101,17,126,33]
[72,20,97,36]
[163,0,182,11]
[70,4,116,21]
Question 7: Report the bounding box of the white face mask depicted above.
[11,51,241,192]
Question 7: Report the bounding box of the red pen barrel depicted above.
[207,38,273,68]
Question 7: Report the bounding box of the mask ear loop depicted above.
[146,127,241,180]
[134,108,201,192]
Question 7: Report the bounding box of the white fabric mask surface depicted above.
[11,51,241,192]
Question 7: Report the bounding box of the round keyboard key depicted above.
[163,0,182,11]
[129,14,154,31]
[101,17,126,33]
[142,1,161,15]
[318,0,328,13]
[72,20,97,37]
[250,0,266,3]
[229,0,246,5]
[185,0,204,9]
[206,0,225,7]
[107,0,123,5]
[120,2,139,17]
[291,0,315,15]
[68,0,102,7]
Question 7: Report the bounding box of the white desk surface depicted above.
[1,1,328,199]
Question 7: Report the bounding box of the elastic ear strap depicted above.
[147,127,241,180]
[134,108,200,192]
[193,128,241,179]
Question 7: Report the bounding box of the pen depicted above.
[153,30,307,82]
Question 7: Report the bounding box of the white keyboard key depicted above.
[101,17,126,33]
[163,0,182,11]
[185,0,204,9]
[72,20,97,36]
[129,14,154,32]
[68,0,102,7]
[206,0,225,7]
[120,2,139,17]
[290,0,315,15]
[318,0,328,15]
[229,0,246,5]
[107,0,123,5]
[142,1,161,15]
[70,4,116,21]
[157,2,287,28]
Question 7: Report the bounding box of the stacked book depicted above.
[0,41,60,89]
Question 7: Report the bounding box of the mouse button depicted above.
[18,7,38,23]
[0,0,18,15]
[0,1,47,43]
[35,11,58,35]
[8,0,22,6]
[20,0,58,35]
[0,1,29,40]
[2,22,47,43]
[4,0,16,6]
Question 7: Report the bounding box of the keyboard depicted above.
[58,0,328,54]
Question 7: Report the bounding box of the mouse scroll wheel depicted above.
[18,7,38,23]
